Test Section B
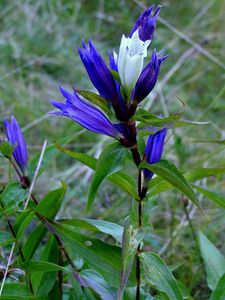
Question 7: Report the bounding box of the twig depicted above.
[24,140,47,208]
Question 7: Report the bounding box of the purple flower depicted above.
[78,40,119,108]
[4,116,28,172]
[143,128,167,182]
[130,5,161,42]
[132,50,167,104]
[51,86,123,139]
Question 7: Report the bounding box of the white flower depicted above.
[117,30,150,97]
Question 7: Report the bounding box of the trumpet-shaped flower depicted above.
[133,50,168,103]
[117,30,150,96]
[78,40,119,108]
[143,128,167,182]
[51,86,124,139]
[4,116,28,172]
[130,5,161,42]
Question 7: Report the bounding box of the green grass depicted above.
[0,0,225,298]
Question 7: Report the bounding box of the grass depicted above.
[0,0,225,298]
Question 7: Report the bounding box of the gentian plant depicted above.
[1,4,223,300]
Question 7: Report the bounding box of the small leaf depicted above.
[0,183,27,208]
[77,89,111,114]
[133,108,183,127]
[198,231,225,290]
[140,160,201,210]
[141,252,183,300]
[133,108,209,129]
[210,273,225,300]
[111,70,121,84]
[0,141,14,158]
[193,185,225,209]
[21,260,65,272]
[88,142,126,210]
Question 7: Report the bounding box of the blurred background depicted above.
[0,0,225,298]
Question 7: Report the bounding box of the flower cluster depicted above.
[51,4,168,187]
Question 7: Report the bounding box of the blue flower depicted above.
[132,50,167,104]
[4,116,28,172]
[130,5,161,42]
[78,40,119,109]
[51,86,124,139]
[143,128,167,182]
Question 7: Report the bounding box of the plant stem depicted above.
[136,200,143,300]
[136,166,146,300]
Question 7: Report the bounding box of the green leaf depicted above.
[60,218,123,243]
[21,260,65,272]
[148,166,225,198]
[56,144,138,199]
[193,185,225,209]
[0,231,14,246]
[35,182,67,219]
[133,108,209,129]
[87,142,126,210]
[23,184,66,259]
[0,283,33,299]
[80,269,116,300]
[0,183,27,208]
[141,160,201,209]
[23,224,47,260]
[198,231,225,290]
[118,217,144,300]
[141,252,183,300]
[0,141,14,158]
[111,69,121,84]
[53,222,125,287]
[77,90,111,114]
[133,108,182,127]
[14,211,35,239]
[31,236,59,297]
[210,273,225,300]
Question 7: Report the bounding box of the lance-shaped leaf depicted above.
[198,231,225,290]
[23,183,66,259]
[60,218,123,243]
[53,222,126,287]
[87,142,126,210]
[140,160,201,210]
[77,89,111,114]
[56,144,138,200]
[79,270,116,300]
[148,166,225,198]
[193,185,225,209]
[140,252,183,300]
[210,274,225,300]
[21,260,66,272]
